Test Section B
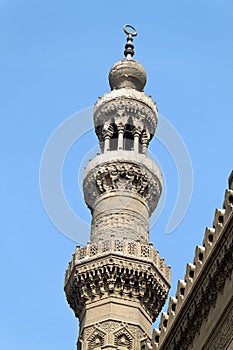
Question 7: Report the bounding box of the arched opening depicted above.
[124,124,134,150]
[109,123,118,150]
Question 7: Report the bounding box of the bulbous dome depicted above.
[108,57,147,91]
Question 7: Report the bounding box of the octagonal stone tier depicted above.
[64,239,171,331]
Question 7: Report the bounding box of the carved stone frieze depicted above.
[79,320,151,350]
[94,88,158,140]
[83,159,161,215]
[64,253,170,323]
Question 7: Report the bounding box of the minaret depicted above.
[64,25,171,350]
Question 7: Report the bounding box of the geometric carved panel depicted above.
[114,326,134,349]
[87,328,105,350]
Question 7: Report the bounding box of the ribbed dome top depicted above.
[108,57,147,91]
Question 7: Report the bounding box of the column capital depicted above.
[141,130,150,143]
[132,126,142,136]
[116,122,125,132]
[103,123,115,138]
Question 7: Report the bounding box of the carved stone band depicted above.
[83,153,162,215]
[94,88,158,138]
[65,253,170,322]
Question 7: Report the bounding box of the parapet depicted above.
[65,238,171,287]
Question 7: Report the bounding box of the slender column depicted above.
[142,141,148,155]
[141,131,150,155]
[117,124,124,150]
[133,129,140,152]
[104,135,110,152]
[103,123,114,152]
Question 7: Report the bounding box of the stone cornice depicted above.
[153,174,233,349]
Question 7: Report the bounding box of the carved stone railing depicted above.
[65,239,171,286]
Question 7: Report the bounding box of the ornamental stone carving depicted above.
[94,88,158,141]
[78,320,151,350]
[86,328,106,350]
[83,159,162,215]
[65,239,171,286]
[65,250,170,323]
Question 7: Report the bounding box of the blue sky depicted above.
[0,1,232,349]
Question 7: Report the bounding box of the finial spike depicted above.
[123,24,137,58]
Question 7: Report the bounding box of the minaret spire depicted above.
[123,24,137,58]
[64,26,171,350]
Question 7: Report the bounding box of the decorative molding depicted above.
[79,320,151,349]
[86,328,106,350]
[83,160,161,214]
[65,239,171,286]
[64,251,170,323]
[94,88,158,140]
[114,327,134,349]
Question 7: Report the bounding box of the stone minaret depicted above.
[64,25,171,350]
